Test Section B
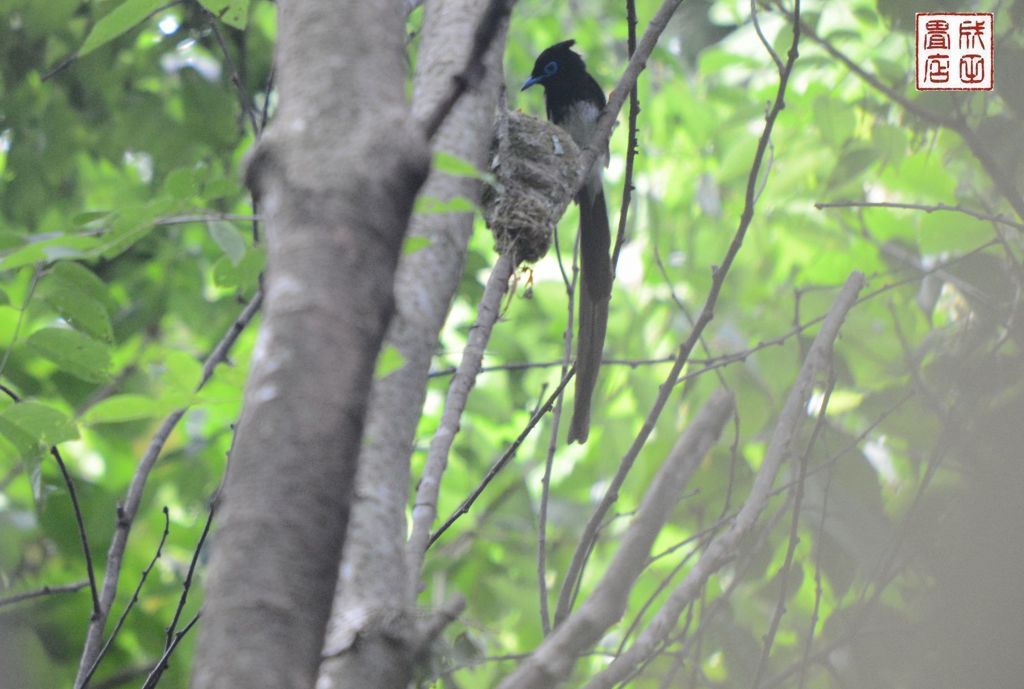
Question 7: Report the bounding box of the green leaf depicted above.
[163,167,199,200]
[813,95,855,147]
[79,0,166,57]
[213,246,265,289]
[26,328,112,383]
[0,236,101,270]
[162,350,203,394]
[41,263,115,343]
[82,394,163,424]
[826,145,878,191]
[197,0,250,29]
[0,401,78,446]
[42,285,114,343]
[208,220,247,265]
[73,210,113,226]
[49,262,112,308]
[375,345,405,379]
[0,416,41,463]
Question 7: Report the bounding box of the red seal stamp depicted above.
[916,12,993,91]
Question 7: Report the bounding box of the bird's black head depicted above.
[521,39,588,92]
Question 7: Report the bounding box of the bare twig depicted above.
[751,372,835,688]
[0,385,99,614]
[428,366,576,548]
[799,433,836,689]
[80,508,170,688]
[494,392,735,689]
[752,0,784,72]
[815,200,1024,231]
[140,612,201,689]
[90,663,153,689]
[51,445,101,612]
[206,10,260,134]
[429,354,673,378]
[610,0,642,270]
[74,289,263,688]
[537,252,579,636]
[406,252,515,592]
[165,500,215,649]
[573,0,690,200]
[581,270,864,689]
[0,580,89,609]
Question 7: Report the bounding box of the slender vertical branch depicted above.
[0,385,100,615]
[751,371,835,688]
[610,0,641,269]
[80,509,170,688]
[165,501,215,649]
[406,252,515,593]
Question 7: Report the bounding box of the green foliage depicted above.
[1,0,1022,687]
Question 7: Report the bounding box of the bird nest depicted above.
[482,111,580,264]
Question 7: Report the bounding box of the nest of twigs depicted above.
[482,111,580,264]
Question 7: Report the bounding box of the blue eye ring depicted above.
[544,61,558,76]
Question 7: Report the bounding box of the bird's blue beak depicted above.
[521,75,544,91]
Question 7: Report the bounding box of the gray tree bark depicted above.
[317,2,509,688]
[189,2,429,688]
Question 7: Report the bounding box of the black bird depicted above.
[522,39,611,444]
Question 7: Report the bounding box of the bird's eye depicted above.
[544,61,558,76]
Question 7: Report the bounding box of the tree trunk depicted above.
[189,2,429,688]
[318,2,509,688]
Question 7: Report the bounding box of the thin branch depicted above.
[799,430,836,689]
[74,289,263,688]
[420,0,516,140]
[615,533,705,658]
[427,365,576,548]
[51,446,101,613]
[429,354,673,378]
[406,252,515,594]
[140,612,201,689]
[494,392,735,689]
[537,250,580,636]
[90,663,153,689]
[205,10,260,135]
[751,371,835,688]
[610,0,642,270]
[165,500,215,649]
[575,0,688,189]
[80,508,170,689]
[581,269,864,689]
[554,1,803,626]
[0,385,99,613]
[0,580,89,609]
[816,200,1024,232]
[752,0,784,72]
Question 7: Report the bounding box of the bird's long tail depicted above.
[568,189,612,444]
